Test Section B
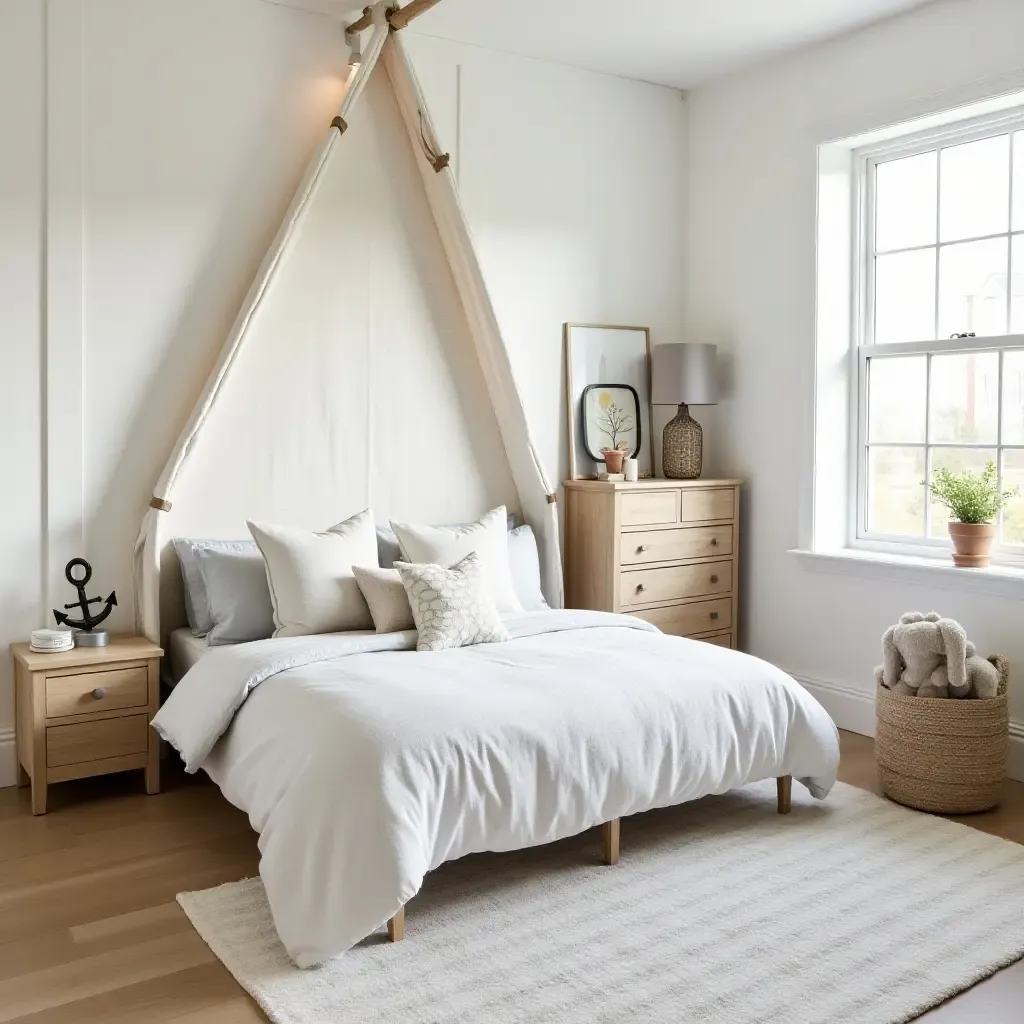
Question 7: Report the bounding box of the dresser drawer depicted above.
[619,561,732,608]
[620,490,679,527]
[680,488,735,523]
[628,598,732,635]
[620,526,733,565]
[697,631,734,648]
[46,715,150,768]
[45,665,149,719]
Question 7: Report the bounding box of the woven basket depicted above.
[876,655,1009,814]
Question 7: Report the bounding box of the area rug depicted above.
[177,780,1024,1024]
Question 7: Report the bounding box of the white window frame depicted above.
[850,104,1024,567]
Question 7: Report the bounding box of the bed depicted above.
[165,627,210,685]
[153,608,839,968]
[135,18,836,967]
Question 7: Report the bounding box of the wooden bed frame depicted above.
[385,775,793,941]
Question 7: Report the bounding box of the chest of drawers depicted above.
[563,479,742,648]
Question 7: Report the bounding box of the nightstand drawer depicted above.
[680,488,735,523]
[619,561,732,607]
[46,715,150,768]
[620,490,679,526]
[45,665,149,719]
[628,598,732,635]
[621,526,732,565]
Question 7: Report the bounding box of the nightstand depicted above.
[12,636,163,814]
[563,478,742,648]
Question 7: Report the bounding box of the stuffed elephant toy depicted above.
[878,611,1000,699]
[879,611,968,698]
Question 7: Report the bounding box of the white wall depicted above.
[684,0,1024,772]
[0,1,45,790]
[0,0,687,785]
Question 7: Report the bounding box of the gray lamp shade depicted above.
[651,343,718,406]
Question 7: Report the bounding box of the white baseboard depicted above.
[793,673,1024,784]
[0,729,16,789]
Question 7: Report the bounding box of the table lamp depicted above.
[651,343,718,479]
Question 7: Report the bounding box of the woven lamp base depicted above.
[662,404,702,479]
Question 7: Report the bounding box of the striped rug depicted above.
[178,780,1024,1024]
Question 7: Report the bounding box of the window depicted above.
[856,112,1024,562]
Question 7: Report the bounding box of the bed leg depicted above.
[387,906,405,942]
[601,819,620,865]
[777,775,792,815]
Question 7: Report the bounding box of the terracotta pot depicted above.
[602,449,626,474]
[947,522,996,567]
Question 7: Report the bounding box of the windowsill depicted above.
[789,547,1024,600]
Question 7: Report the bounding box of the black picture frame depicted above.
[580,383,642,462]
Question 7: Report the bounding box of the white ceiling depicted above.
[277,0,935,89]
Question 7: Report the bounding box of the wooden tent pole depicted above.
[388,0,445,30]
[346,0,444,35]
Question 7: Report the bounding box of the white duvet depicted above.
[154,610,839,967]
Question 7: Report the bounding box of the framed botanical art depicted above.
[564,323,653,479]
[581,384,642,462]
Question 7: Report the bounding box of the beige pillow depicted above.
[248,509,378,637]
[390,506,522,614]
[395,553,511,652]
[352,566,415,634]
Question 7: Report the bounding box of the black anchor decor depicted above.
[53,559,117,637]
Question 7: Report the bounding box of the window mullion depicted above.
[933,150,942,340]
[924,353,933,540]
[997,348,1005,543]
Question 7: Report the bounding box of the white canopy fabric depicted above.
[134,3,562,644]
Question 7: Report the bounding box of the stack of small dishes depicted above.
[30,628,75,654]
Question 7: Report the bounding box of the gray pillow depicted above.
[196,546,275,647]
[508,525,548,611]
[376,513,519,569]
[173,538,258,636]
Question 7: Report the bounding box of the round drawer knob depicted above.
[92,687,107,700]
[635,584,646,594]
[636,545,648,553]
[710,612,720,621]
[710,538,718,546]
[710,575,719,584]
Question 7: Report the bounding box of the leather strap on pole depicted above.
[546,493,558,505]
[150,497,172,512]
[417,110,450,173]
[331,116,348,135]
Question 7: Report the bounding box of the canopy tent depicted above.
[134,0,562,645]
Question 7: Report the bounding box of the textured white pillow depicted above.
[390,506,522,614]
[248,510,378,637]
[352,565,415,634]
[395,553,511,652]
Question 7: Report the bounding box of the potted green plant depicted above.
[925,460,1017,567]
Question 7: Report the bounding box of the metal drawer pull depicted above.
[92,687,107,700]
[636,545,649,553]
[710,575,719,584]
[710,612,719,621]
[635,584,646,594]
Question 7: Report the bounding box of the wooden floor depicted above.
[1,730,1022,1023]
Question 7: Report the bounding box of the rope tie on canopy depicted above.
[417,110,450,173]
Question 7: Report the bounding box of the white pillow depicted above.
[507,525,548,611]
[352,565,415,634]
[248,509,378,637]
[390,506,522,614]
[395,553,511,652]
